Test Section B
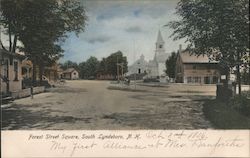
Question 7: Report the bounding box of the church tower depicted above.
[155,30,166,63]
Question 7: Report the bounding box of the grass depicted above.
[203,99,250,129]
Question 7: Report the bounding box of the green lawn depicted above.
[203,99,250,129]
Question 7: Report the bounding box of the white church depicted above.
[128,30,170,82]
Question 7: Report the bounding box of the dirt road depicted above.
[2,80,215,130]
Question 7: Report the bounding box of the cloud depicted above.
[60,0,188,65]
[125,26,143,33]
[86,35,111,44]
[96,13,115,21]
[133,9,142,17]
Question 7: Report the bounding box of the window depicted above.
[159,45,162,48]
[138,68,141,74]
[73,72,76,75]
[194,77,201,83]
[187,77,192,83]
[192,65,197,70]
[14,61,18,80]
[213,76,218,84]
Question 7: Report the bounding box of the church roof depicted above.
[156,30,164,43]
[180,51,219,64]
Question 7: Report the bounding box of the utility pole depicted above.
[117,63,124,86]
[117,56,119,82]
[133,39,137,90]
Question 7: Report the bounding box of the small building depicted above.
[0,49,24,95]
[128,54,148,75]
[175,50,220,84]
[62,68,79,80]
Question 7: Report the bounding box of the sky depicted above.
[61,0,187,65]
[1,0,187,65]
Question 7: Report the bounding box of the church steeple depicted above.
[155,30,165,52]
[156,30,164,44]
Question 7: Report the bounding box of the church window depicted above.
[138,69,141,74]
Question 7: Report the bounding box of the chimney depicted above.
[179,44,182,53]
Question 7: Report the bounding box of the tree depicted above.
[105,51,128,78]
[168,0,249,95]
[60,60,79,70]
[0,0,87,83]
[165,51,177,79]
[78,61,87,79]
[84,56,99,78]
[96,51,128,79]
[97,58,108,75]
[78,57,100,79]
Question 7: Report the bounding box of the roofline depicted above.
[0,49,26,59]
[63,68,78,73]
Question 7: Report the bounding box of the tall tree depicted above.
[168,0,249,95]
[84,56,99,78]
[165,51,177,79]
[97,58,108,75]
[60,60,79,70]
[0,0,87,83]
[105,51,128,78]
[78,61,87,79]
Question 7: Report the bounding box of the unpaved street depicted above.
[2,80,216,130]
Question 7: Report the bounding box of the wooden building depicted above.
[175,51,220,84]
[0,49,24,95]
[62,68,79,80]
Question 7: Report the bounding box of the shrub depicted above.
[229,93,250,117]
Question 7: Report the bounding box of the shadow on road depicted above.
[48,86,87,93]
[1,103,92,130]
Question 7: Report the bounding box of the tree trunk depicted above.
[32,63,37,86]
[12,35,17,53]
[8,22,12,52]
[236,65,241,95]
[39,63,44,86]
[237,52,241,95]
[249,52,250,86]
[0,40,7,51]
[225,67,229,89]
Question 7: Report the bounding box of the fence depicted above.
[11,86,45,99]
